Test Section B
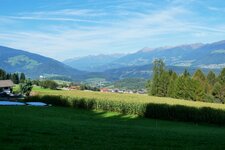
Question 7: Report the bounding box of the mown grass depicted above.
[0,106,225,150]
[26,87,225,125]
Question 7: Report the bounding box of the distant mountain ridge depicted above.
[63,54,124,72]
[0,39,224,82]
[64,40,225,72]
[0,46,86,80]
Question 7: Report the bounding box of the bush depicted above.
[40,80,58,90]
[19,80,33,96]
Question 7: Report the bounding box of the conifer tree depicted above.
[183,69,190,77]
[149,59,169,96]
[12,73,20,84]
[20,73,26,83]
[6,73,11,80]
[167,72,178,97]
[212,68,225,102]
[192,69,209,94]
[159,71,170,96]
[207,70,216,86]
[212,82,223,101]
[193,69,206,82]
[0,69,6,80]
[192,80,205,101]
[174,76,187,99]
[218,68,225,84]
[176,70,192,100]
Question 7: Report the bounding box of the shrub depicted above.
[40,80,58,90]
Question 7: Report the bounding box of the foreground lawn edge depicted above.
[25,95,225,125]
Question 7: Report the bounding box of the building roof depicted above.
[0,80,14,88]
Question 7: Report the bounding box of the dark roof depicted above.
[0,80,14,88]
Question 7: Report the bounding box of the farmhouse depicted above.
[100,88,109,93]
[0,80,14,94]
[69,86,80,90]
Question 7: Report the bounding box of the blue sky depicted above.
[0,0,225,61]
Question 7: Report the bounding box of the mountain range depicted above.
[0,40,225,82]
[63,54,124,72]
[0,46,86,80]
[64,40,225,72]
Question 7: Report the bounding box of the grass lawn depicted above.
[0,106,225,150]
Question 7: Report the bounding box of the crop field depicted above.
[26,86,225,125]
[0,106,225,149]
[32,86,225,110]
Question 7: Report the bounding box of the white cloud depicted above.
[0,1,225,60]
[208,6,225,12]
[6,16,103,23]
[18,9,106,17]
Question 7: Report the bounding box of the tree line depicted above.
[147,59,225,103]
[0,68,26,84]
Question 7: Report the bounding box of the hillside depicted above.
[105,40,225,70]
[0,46,85,80]
[0,39,224,82]
[65,40,225,72]
[63,54,124,72]
[98,64,220,81]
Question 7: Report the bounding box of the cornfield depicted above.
[25,87,225,125]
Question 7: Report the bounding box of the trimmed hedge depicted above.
[25,95,225,125]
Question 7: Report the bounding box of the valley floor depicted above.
[0,106,225,150]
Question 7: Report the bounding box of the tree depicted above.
[193,69,206,82]
[167,72,178,97]
[6,73,12,80]
[218,68,225,84]
[0,69,6,80]
[212,82,224,102]
[174,70,192,100]
[174,76,190,100]
[192,80,205,101]
[11,73,19,84]
[149,59,169,96]
[212,68,225,103]
[19,80,33,96]
[192,69,209,94]
[173,72,205,101]
[159,71,170,96]
[207,70,216,86]
[20,73,26,83]
[183,69,190,77]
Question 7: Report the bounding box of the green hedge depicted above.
[25,95,225,125]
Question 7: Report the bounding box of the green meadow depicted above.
[2,86,224,149]
[0,106,225,150]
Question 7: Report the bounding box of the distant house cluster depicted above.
[60,85,146,94]
[100,88,146,94]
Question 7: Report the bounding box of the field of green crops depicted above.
[32,86,225,110]
[26,86,225,125]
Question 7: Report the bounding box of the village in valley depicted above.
[61,85,147,94]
